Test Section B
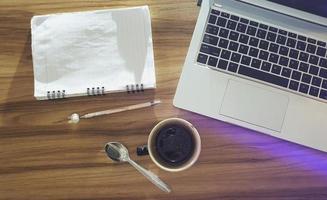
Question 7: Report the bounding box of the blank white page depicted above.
[31,6,156,100]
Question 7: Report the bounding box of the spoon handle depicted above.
[127,159,171,193]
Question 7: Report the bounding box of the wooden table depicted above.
[1,0,327,199]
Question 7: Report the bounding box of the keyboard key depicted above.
[231,15,240,21]
[289,80,299,91]
[249,37,259,47]
[269,27,278,33]
[319,68,327,79]
[318,41,326,47]
[299,83,309,94]
[289,49,299,59]
[308,38,316,44]
[301,74,312,84]
[249,47,259,57]
[306,44,317,54]
[259,24,268,30]
[261,61,271,72]
[219,28,229,38]
[279,46,289,56]
[291,71,301,81]
[240,18,249,24]
[312,76,322,87]
[217,59,228,70]
[296,41,306,51]
[259,50,269,60]
[250,21,258,27]
[309,55,319,65]
[267,32,277,42]
[227,20,237,30]
[256,29,267,39]
[317,47,327,57]
[281,67,292,78]
[299,62,309,73]
[286,38,296,48]
[272,64,281,75]
[221,49,232,60]
[251,58,261,69]
[231,52,241,63]
[206,24,219,35]
[228,62,239,72]
[322,80,327,89]
[288,32,297,38]
[203,34,219,45]
[221,12,230,18]
[309,86,319,97]
[239,34,249,44]
[238,65,289,87]
[320,58,327,68]
[299,52,309,62]
[228,41,239,51]
[289,59,299,70]
[218,38,229,48]
[320,90,327,100]
[278,29,287,35]
[229,31,239,41]
[208,15,217,24]
[197,53,208,64]
[236,23,247,33]
[217,17,227,27]
[276,35,287,45]
[298,35,306,41]
[200,44,221,57]
[241,55,251,65]
[246,26,257,36]
[211,9,220,16]
[269,53,279,63]
[208,56,218,67]
[259,40,269,50]
[309,65,319,75]
[269,43,279,53]
[279,56,289,66]
[239,44,249,54]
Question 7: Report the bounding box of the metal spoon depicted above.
[105,142,171,193]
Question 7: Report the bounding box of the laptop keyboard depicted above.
[197,8,327,102]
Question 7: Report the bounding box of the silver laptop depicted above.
[174,0,327,152]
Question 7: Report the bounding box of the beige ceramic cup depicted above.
[147,118,201,172]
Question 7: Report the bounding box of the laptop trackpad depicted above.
[220,80,289,132]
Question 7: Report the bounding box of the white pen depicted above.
[68,100,161,124]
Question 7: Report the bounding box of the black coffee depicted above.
[155,124,195,167]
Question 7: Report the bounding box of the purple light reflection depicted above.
[181,113,327,177]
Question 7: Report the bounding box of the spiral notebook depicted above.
[31,6,156,100]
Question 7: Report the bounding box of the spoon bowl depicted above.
[104,142,171,193]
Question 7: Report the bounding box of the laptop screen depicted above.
[266,0,327,18]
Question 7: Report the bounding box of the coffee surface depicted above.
[155,124,194,167]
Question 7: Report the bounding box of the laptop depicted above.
[174,0,327,152]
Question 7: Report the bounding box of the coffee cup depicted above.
[139,118,201,172]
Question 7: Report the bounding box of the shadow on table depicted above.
[0,9,36,127]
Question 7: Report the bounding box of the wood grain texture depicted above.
[1,0,327,199]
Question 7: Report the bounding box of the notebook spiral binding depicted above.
[46,84,144,99]
[126,84,144,93]
[87,87,105,96]
[47,90,66,99]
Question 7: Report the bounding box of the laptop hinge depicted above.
[213,3,223,8]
